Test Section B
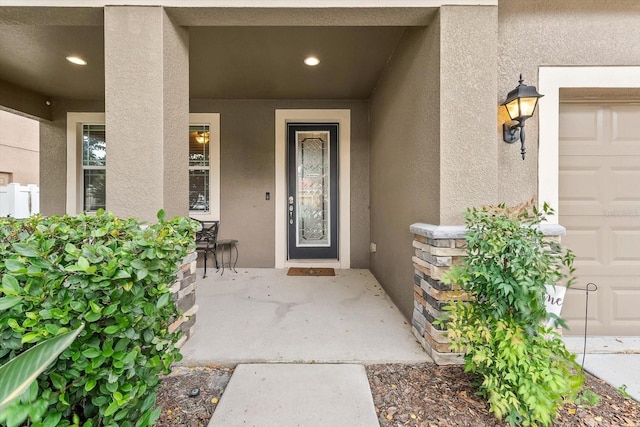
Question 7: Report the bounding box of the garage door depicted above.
[559,102,640,336]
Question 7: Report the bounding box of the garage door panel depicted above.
[558,104,600,141]
[559,102,640,335]
[558,161,603,216]
[610,160,640,200]
[563,285,603,335]
[610,228,640,265]
[562,225,603,268]
[612,280,640,322]
[612,106,640,153]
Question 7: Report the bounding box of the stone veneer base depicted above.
[410,222,566,366]
[169,250,198,348]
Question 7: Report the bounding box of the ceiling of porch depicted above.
[0,20,409,101]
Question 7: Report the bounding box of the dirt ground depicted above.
[155,363,640,427]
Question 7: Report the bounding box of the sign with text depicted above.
[544,284,566,329]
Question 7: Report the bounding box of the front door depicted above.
[287,123,338,260]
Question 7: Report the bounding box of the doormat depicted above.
[287,267,335,277]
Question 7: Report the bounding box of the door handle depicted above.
[288,196,294,224]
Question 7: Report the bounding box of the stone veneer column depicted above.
[410,222,566,365]
[410,224,467,365]
[169,251,198,348]
[104,6,189,223]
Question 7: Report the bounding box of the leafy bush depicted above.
[0,210,197,427]
[439,204,584,426]
[0,325,84,426]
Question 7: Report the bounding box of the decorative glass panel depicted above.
[189,125,210,212]
[296,131,330,247]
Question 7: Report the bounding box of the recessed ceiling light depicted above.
[304,56,320,66]
[66,56,87,66]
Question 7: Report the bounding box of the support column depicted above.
[439,6,499,225]
[410,222,567,365]
[104,6,189,222]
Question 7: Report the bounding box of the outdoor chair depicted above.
[192,218,219,278]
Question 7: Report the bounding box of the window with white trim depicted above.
[67,113,220,219]
[189,124,210,213]
[82,124,106,212]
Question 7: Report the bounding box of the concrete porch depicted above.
[179,268,431,366]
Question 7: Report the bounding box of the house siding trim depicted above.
[538,66,640,224]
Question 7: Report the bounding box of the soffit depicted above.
[0,5,419,100]
[190,26,406,99]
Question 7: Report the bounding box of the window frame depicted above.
[81,123,106,212]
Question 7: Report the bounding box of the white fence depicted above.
[0,183,40,218]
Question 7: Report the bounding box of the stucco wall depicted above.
[40,99,104,215]
[39,98,368,268]
[498,0,640,206]
[105,7,189,223]
[439,5,498,224]
[369,23,441,318]
[0,110,39,185]
[190,99,370,269]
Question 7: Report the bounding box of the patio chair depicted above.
[192,218,219,278]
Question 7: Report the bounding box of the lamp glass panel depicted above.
[519,97,539,118]
[504,99,520,120]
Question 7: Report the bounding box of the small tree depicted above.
[440,204,583,426]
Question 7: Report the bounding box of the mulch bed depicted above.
[155,363,640,427]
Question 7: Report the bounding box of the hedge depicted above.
[0,210,197,427]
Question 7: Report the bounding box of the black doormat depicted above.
[287,267,335,277]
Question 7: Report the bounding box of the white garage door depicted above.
[559,102,640,336]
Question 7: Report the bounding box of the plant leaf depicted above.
[0,324,84,411]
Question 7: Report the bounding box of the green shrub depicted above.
[0,210,197,427]
[0,324,84,426]
[439,204,584,426]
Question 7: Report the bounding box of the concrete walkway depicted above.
[179,268,430,427]
[563,336,640,401]
[180,268,430,365]
[208,364,380,427]
[179,269,639,426]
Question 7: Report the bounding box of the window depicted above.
[67,113,220,219]
[82,124,106,212]
[189,125,210,213]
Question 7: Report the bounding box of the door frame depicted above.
[275,109,350,269]
[538,66,640,224]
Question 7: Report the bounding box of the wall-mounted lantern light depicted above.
[501,74,544,160]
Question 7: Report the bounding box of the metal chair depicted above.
[192,219,219,278]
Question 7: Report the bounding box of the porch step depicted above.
[208,364,379,427]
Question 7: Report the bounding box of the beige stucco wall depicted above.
[369,6,498,318]
[498,0,640,206]
[369,23,441,318]
[190,99,370,269]
[0,110,39,185]
[40,99,104,215]
[40,98,369,268]
[439,5,499,224]
[105,7,189,223]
